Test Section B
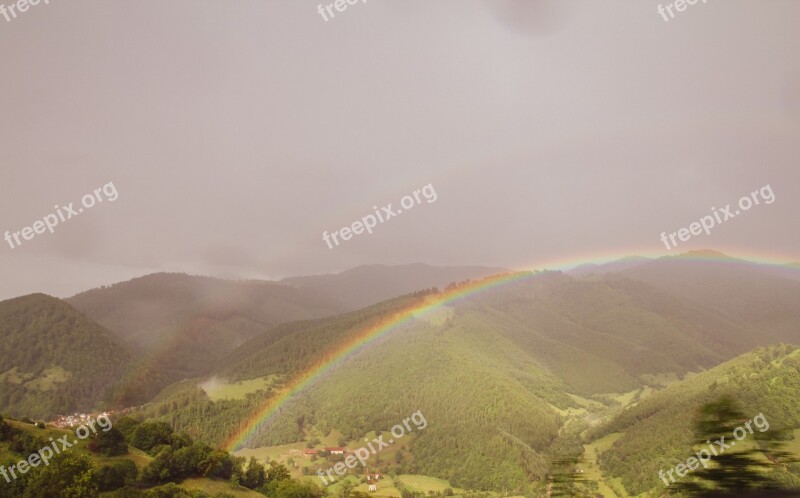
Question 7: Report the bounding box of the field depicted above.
[582,432,628,498]
[198,375,278,401]
[237,431,463,498]
[0,366,71,391]
[395,474,460,493]
[181,477,266,497]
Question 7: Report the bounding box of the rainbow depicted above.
[222,248,798,451]
[223,270,533,451]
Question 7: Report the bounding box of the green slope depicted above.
[0,294,133,419]
[67,273,346,397]
[594,344,800,495]
[135,267,800,494]
[623,251,800,348]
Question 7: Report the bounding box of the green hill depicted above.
[623,250,800,347]
[593,344,800,495]
[0,294,133,419]
[67,273,347,396]
[0,416,286,498]
[11,257,798,495]
[135,264,800,493]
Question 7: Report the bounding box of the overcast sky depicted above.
[0,0,798,300]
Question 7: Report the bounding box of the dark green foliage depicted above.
[677,397,774,495]
[103,488,148,498]
[21,452,98,498]
[68,272,346,398]
[134,421,249,487]
[129,421,175,453]
[0,415,10,440]
[0,414,317,497]
[142,482,194,497]
[95,460,138,491]
[115,415,141,437]
[219,294,430,382]
[598,345,800,494]
[265,459,291,483]
[0,293,133,419]
[88,426,128,456]
[5,264,800,495]
[242,456,266,489]
[258,477,325,498]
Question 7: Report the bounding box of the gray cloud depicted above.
[0,0,798,299]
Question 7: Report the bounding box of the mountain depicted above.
[567,256,652,277]
[769,261,800,282]
[13,255,793,493]
[67,273,347,389]
[280,263,508,310]
[0,294,133,419]
[137,264,800,492]
[621,250,800,348]
[67,266,508,404]
[594,344,800,495]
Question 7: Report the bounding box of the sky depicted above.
[0,0,799,300]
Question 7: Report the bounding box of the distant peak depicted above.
[1,292,60,305]
[676,249,733,259]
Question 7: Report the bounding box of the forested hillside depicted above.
[135,266,800,492]
[0,294,133,419]
[7,259,797,494]
[595,344,800,495]
[67,267,502,395]
[140,289,569,492]
[68,273,346,393]
[623,251,800,347]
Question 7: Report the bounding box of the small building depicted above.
[325,447,346,455]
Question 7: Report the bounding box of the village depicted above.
[47,405,141,429]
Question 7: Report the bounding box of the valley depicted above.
[2,256,800,496]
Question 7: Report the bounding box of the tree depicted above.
[0,416,11,441]
[142,447,177,483]
[114,416,141,438]
[260,478,325,498]
[676,396,770,495]
[242,457,266,489]
[89,427,129,456]
[142,483,193,497]
[338,480,355,498]
[95,461,137,492]
[204,450,237,480]
[22,452,98,498]
[265,459,291,484]
[129,421,174,453]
